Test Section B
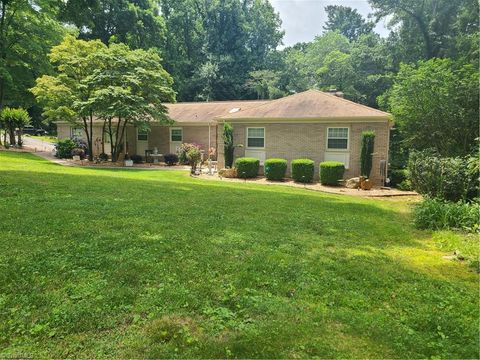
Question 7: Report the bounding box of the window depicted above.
[137,128,148,141]
[247,127,265,148]
[71,127,83,139]
[170,128,182,142]
[327,127,349,150]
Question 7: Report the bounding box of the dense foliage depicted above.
[360,131,375,178]
[408,150,478,202]
[291,159,315,183]
[55,138,76,158]
[384,59,479,157]
[235,157,260,178]
[319,161,345,186]
[413,199,479,233]
[264,158,287,181]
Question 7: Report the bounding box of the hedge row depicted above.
[235,157,345,184]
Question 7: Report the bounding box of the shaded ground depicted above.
[0,152,477,359]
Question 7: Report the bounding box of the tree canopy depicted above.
[324,5,374,41]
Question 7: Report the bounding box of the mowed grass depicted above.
[27,135,58,143]
[0,151,478,359]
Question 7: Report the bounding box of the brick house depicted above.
[56,89,392,183]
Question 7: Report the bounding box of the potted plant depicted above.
[71,148,85,161]
[124,153,133,167]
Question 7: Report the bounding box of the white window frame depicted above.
[170,127,183,142]
[326,127,349,151]
[71,127,83,139]
[246,127,265,149]
[137,128,148,141]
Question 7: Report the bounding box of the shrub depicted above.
[163,153,179,166]
[235,157,259,178]
[98,153,109,161]
[408,150,479,201]
[186,146,202,174]
[413,198,480,232]
[360,131,375,177]
[291,159,314,183]
[55,139,75,158]
[320,161,345,185]
[264,158,287,181]
[130,154,143,164]
[178,143,201,165]
[223,122,234,168]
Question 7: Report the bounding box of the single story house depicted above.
[56,89,393,183]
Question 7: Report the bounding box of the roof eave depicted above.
[216,116,392,123]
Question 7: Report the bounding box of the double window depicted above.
[327,127,349,150]
[246,127,265,148]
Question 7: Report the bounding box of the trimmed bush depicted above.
[360,131,375,177]
[163,153,179,166]
[223,122,234,168]
[320,161,345,185]
[408,150,478,202]
[235,157,259,178]
[130,154,143,164]
[291,159,314,183]
[413,198,480,232]
[264,158,287,181]
[55,139,75,158]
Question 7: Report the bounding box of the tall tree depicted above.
[159,0,205,100]
[59,0,166,50]
[88,43,175,161]
[368,0,479,60]
[324,5,374,41]
[385,58,479,157]
[159,0,283,101]
[0,0,64,109]
[31,36,107,161]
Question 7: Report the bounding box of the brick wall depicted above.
[217,121,390,184]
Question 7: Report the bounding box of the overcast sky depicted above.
[270,0,390,47]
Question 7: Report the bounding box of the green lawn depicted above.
[0,151,477,359]
[27,135,58,143]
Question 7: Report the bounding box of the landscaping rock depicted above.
[345,177,360,189]
[219,168,236,178]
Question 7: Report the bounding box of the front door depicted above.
[136,128,149,157]
[169,127,183,154]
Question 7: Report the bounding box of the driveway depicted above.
[22,136,55,153]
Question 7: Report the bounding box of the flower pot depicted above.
[124,159,133,167]
[360,178,373,190]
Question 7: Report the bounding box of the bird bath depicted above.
[150,147,163,164]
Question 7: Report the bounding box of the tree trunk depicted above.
[101,121,106,154]
[17,128,22,147]
[8,127,15,145]
[88,112,94,161]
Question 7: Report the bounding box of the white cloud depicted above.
[270,0,390,47]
